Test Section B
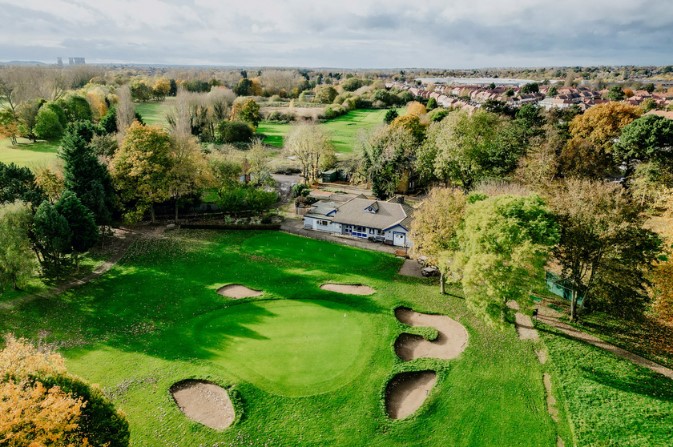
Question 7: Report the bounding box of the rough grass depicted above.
[0,137,60,167]
[540,323,673,447]
[257,108,390,153]
[0,231,559,446]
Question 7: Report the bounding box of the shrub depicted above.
[34,107,64,140]
[216,121,254,144]
[218,186,278,214]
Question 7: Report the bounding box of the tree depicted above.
[59,95,93,123]
[115,85,136,138]
[341,77,364,92]
[166,132,211,221]
[614,114,673,170]
[410,188,467,294]
[130,80,152,102]
[426,110,525,190]
[0,107,19,145]
[32,200,72,272]
[234,77,253,96]
[521,83,540,94]
[0,335,130,447]
[384,109,399,124]
[0,162,44,205]
[607,85,625,101]
[0,202,36,291]
[359,125,416,199]
[390,114,426,144]
[110,122,173,222]
[427,97,438,110]
[644,83,656,94]
[314,85,338,104]
[215,120,253,144]
[406,101,427,117]
[551,179,661,321]
[231,98,261,128]
[34,106,64,140]
[246,140,274,187]
[54,191,99,270]
[560,102,641,179]
[456,194,559,322]
[285,123,334,184]
[60,121,115,225]
[152,78,171,100]
[16,99,42,141]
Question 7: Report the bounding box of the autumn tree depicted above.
[314,85,338,104]
[111,122,173,222]
[551,179,661,321]
[0,202,36,291]
[33,166,65,203]
[231,97,261,128]
[406,101,427,117]
[245,139,274,187]
[285,123,334,184]
[152,78,171,100]
[410,188,467,294]
[0,335,130,447]
[560,102,641,179]
[455,194,559,322]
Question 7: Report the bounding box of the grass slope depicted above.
[1,231,557,446]
[257,108,389,153]
[541,324,673,447]
[0,137,60,167]
[135,98,173,127]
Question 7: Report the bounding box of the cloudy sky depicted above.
[0,0,671,68]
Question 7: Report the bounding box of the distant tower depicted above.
[57,57,63,67]
[68,57,74,65]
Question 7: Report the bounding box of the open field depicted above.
[0,137,60,167]
[1,231,564,446]
[258,108,390,153]
[135,98,174,127]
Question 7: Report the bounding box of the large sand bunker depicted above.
[320,283,375,295]
[217,284,263,299]
[385,371,437,419]
[394,308,468,361]
[170,380,235,430]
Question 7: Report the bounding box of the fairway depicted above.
[0,137,60,167]
[257,108,389,153]
[135,98,174,127]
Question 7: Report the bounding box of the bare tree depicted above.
[284,123,334,183]
[115,85,136,139]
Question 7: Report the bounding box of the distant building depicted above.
[68,57,85,65]
[56,57,63,66]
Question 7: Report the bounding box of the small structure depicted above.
[320,169,340,183]
[303,196,412,247]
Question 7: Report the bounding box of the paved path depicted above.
[507,301,539,340]
[537,305,673,380]
[280,218,399,255]
[398,259,424,278]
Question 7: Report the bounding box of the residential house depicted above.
[303,196,413,247]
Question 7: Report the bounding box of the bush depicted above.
[34,107,64,140]
[266,111,295,123]
[216,121,254,144]
[218,186,278,214]
[291,183,311,198]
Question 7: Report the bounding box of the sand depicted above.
[170,380,235,430]
[217,284,263,299]
[320,283,375,295]
[394,308,468,361]
[385,371,438,420]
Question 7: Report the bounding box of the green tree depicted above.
[54,191,99,269]
[410,188,467,294]
[314,85,338,104]
[231,98,261,128]
[34,106,64,140]
[0,162,45,205]
[60,121,115,225]
[384,109,399,124]
[110,122,173,222]
[552,179,661,321]
[130,80,152,102]
[32,200,72,273]
[614,114,673,170]
[426,97,438,110]
[16,99,42,141]
[456,194,559,322]
[215,120,254,144]
[341,77,363,92]
[59,95,93,123]
[234,78,253,96]
[0,202,36,291]
[607,85,625,101]
[520,83,539,94]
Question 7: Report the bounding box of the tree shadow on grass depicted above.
[580,366,673,402]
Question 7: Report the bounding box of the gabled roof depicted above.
[330,198,411,230]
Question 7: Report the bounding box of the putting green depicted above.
[190,299,373,397]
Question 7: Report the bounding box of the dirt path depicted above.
[537,306,673,380]
[0,227,139,311]
[506,301,539,340]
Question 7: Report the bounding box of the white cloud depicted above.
[0,0,670,67]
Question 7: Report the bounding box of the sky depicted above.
[0,0,671,68]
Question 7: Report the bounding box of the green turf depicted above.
[1,231,561,446]
[135,98,173,127]
[540,323,673,447]
[257,108,390,153]
[0,137,60,167]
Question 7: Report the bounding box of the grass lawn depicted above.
[540,323,673,447]
[257,108,390,153]
[135,98,174,128]
[0,137,60,167]
[0,231,563,446]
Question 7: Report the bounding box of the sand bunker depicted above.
[320,283,375,295]
[217,284,263,299]
[385,371,437,419]
[170,380,235,430]
[394,308,468,361]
